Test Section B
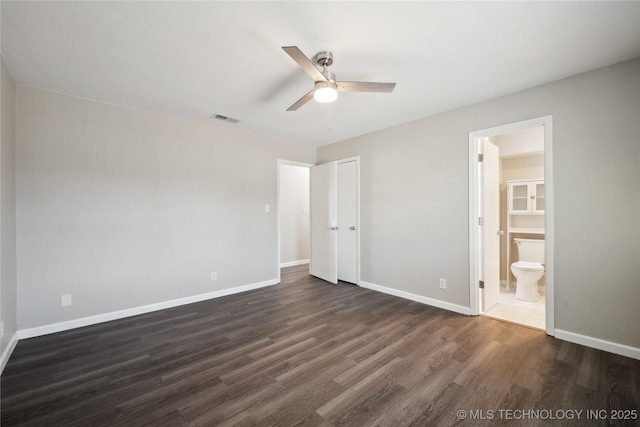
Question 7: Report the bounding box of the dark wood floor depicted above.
[2,265,639,426]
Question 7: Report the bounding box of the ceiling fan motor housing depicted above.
[315,51,334,68]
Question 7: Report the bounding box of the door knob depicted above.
[497,230,504,235]
[350,226,356,230]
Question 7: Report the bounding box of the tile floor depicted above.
[484,286,545,330]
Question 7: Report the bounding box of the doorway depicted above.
[469,117,555,336]
[277,160,313,283]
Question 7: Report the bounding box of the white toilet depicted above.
[511,238,545,302]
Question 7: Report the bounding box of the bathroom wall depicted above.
[279,163,310,266]
[502,154,544,181]
[493,126,544,157]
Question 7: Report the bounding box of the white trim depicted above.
[277,160,315,167]
[1,332,19,374]
[469,135,480,315]
[280,259,309,268]
[17,279,278,340]
[276,159,314,283]
[555,329,640,361]
[468,116,555,336]
[360,281,471,316]
[542,119,554,335]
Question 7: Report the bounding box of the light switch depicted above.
[265,204,270,213]
[61,294,72,307]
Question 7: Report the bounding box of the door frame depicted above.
[468,116,555,336]
[277,159,314,284]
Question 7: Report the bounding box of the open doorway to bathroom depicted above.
[469,116,555,336]
[487,127,546,329]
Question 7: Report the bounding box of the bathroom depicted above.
[485,125,546,329]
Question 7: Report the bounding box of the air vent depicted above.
[211,114,240,124]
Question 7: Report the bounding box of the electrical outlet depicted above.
[211,272,217,282]
[439,279,447,290]
[61,294,72,307]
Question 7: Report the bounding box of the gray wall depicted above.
[1,57,17,352]
[317,59,640,349]
[16,86,315,329]
[279,164,310,265]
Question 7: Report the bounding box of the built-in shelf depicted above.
[508,228,545,234]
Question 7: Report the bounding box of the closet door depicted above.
[310,162,338,284]
[337,161,358,283]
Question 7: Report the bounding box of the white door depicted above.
[310,162,338,284]
[337,161,357,283]
[483,140,500,311]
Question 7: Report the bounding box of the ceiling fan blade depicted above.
[286,89,315,111]
[282,46,327,82]
[337,81,396,93]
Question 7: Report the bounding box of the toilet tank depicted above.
[514,238,545,263]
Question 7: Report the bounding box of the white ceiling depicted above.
[2,1,639,147]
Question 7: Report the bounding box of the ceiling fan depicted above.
[282,46,396,111]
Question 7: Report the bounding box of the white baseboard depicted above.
[359,281,471,316]
[6,278,639,373]
[1,332,19,374]
[17,278,279,340]
[280,259,309,268]
[555,329,640,360]
[358,281,639,360]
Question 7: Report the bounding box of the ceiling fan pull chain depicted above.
[327,103,332,132]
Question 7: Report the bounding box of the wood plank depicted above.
[2,264,638,426]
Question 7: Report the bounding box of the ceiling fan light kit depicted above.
[313,81,338,103]
[282,46,396,111]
